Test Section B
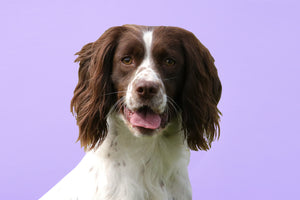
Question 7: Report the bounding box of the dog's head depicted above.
[71,25,221,151]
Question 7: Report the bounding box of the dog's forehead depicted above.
[117,28,150,49]
[152,27,184,48]
[116,26,183,54]
[115,33,144,57]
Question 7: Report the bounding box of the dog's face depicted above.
[71,25,221,151]
[111,28,185,136]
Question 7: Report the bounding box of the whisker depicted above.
[116,97,125,111]
[116,97,125,113]
[101,91,126,97]
[167,96,180,112]
[166,96,182,122]
[162,77,177,81]
[109,97,125,116]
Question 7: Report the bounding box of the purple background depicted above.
[1,0,299,199]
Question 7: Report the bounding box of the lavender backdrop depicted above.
[1,0,299,199]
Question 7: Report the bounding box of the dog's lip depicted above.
[123,106,169,131]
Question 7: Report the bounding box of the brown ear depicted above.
[71,26,124,150]
[180,30,222,151]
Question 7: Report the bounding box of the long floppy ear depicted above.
[71,27,124,150]
[180,30,222,151]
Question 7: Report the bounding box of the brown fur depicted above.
[179,28,222,150]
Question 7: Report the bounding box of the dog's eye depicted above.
[121,56,133,65]
[164,58,176,66]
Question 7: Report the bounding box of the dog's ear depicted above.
[71,26,124,150]
[180,29,222,151]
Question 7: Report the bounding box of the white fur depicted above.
[40,113,192,200]
[143,31,153,62]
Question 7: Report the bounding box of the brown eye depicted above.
[164,58,176,66]
[121,56,133,65]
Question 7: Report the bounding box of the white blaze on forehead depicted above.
[141,31,153,69]
[136,31,159,81]
[143,31,153,58]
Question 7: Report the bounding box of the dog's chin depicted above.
[130,126,159,137]
[122,106,169,137]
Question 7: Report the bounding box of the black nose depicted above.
[135,81,159,99]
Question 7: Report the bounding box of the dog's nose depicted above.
[135,81,159,99]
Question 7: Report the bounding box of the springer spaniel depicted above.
[40,25,222,200]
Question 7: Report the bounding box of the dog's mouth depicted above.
[123,106,168,134]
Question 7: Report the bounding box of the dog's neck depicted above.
[94,112,189,166]
[84,113,191,200]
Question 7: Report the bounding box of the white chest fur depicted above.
[40,114,192,200]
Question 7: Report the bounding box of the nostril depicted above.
[137,87,145,95]
[149,85,158,95]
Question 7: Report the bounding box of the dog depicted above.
[40,25,222,200]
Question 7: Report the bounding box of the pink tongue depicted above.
[129,109,161,129]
